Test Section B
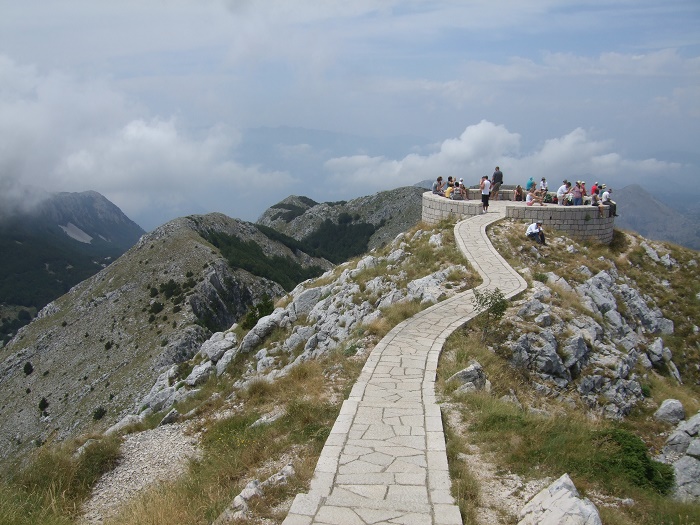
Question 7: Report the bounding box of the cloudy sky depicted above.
[1,1,698,230]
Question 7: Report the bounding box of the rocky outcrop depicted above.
[658,407,700,502]
[125,228,473,421]
[518,473,602,525]
[655,399,686,425]
[213,464,296,524]
[501,267,676,419]
[447,361,491,394]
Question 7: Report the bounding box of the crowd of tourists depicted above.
[431,171,618,217]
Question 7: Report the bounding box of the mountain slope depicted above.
[0,190,146,344]
[0,212,331,465]
[256,186,424,259]
[614,184,700,250]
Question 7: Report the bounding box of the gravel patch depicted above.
[79,423,200,524]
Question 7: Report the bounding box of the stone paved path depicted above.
[283,204,527,525]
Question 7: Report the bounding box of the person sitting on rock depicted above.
[526,221,546,245]
[526,187,546,206]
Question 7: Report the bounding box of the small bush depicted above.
[23,362,33,376]
[149,302,164,315]
[38,397,49,412]
[471,287,508,340]
[594,428,674,495]
[92,406,107,420]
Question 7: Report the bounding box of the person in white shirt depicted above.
[539,177,548,192]
[480,175,491,213]
[556,181,570,206]
[526,221,546,245]
[601,185,618,217]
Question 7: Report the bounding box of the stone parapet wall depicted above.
[467,188,515,200]
[504,204,615,244]
[422,192,615,244]
[422,192,485,223]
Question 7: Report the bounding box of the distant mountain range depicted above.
[0,190,145,344]
[614,184,700,251]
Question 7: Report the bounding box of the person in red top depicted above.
[591,182,598,195]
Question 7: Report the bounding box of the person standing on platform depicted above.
[480,175,491,214]
[491,166,503,200]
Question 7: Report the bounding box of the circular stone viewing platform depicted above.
[422,191,615,244]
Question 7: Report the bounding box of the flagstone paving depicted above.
[283,203,527,525]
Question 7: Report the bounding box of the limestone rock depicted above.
[518,473,601,525]
[674,455,700,502]
[159,408,180,426]
[655,399,685,425]
[185,361,215,386]
[199,337,236,363]
[448,361,489,393]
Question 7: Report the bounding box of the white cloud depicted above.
[0,55,295,229]
[53,118,297,227]
[322,121,681,198]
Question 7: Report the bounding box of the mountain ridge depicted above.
[0,190,146,345]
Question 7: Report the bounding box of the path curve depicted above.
[283,206,527,525]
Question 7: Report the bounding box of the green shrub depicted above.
[23,362,33,376]
[594,428,674,495]
[149,302,164,314]
[465,398,674,497]
[241,295,275,330]
[471,287,508,340]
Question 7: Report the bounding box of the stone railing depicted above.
[422,192,615,244]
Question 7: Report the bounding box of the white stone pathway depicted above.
[283,204,527,525]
